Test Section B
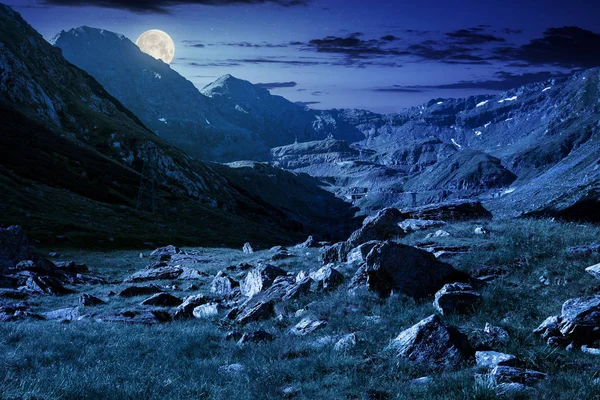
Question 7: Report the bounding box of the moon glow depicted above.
[136,29,175,64]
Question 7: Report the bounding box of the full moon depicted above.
[136,29,175,64]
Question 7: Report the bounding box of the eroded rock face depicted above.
[433,283,481,315]
[362,241,467,298]
[534,296,600,346]
[347,208,406,247]
[388,314,472,369]
[0,226,31,272]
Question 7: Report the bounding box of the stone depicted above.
[399,219,446,233]
[235,300,275,324]
[566,243,600,257]
[483,323,510,347]
[581,345,600,355]
[290,316,328,336]
[585,263,600,280]
[237,330,274,345]
[240,265,287,298]
[402,201,493,221]
[534,296,600,346]
[211,271,239,298]
[243,243,254,254]
[433,283,481,315]
[271,251,294,261]
[475,351,517,368]
[425,230,451,239]
[321,241,353,264]
[0,226,31,272]
[297,236,319,248]
[126,264,186,282]
[282,277,312,301]
[334,333,357,352]
[174,294,210,320]
[310,266,344,291]
[118,285,161,298]
[474,227,488,235]
[54,261,89,274]
[43,307,80,322]
[25,276,73,296]
[388,314,472,369]
[149,245,181,259]
[98,309,172,324]
[347,208,406,247]
[218,363,245,375]
[192,303,221,318]
[346,241,380,264]
[79,293,105,306]
[489,366,547,385]
[141,292,182,307]
[362,241,468,298]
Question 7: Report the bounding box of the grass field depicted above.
[2,218,600,399]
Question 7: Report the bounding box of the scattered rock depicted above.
[236,300,275,324]
[585,263,600,280]
[24,276,73,296]
[310,266,344,291]
[271,251,294,261]
[494,383,538,397]
[474,227,488,235]
[211,271,239,298]
[118,285,161,298]
[79,294,105,306]
[581,345,600,355]
[297,236,319,248]
[243,243,254,254]
[42,307,80,322]
[334,333,357,352]
[361,241,468,298]
[149,245,181,259]
[425,230,451,239]
[54,261,89,274]
[346,241,380,264]
[237,330,274,345]
[192,303,221,318]
[475,351,517,368]
[290,316,327,336]
[347,208,406,247]
[98,309,172,324]
[141,292,182,307]
[534,296,600,346]
[470,266,507,281]
[433,283,481,315]
[126,263,185,282]
[388,314,472,369]
[488,366,547,385]
[174,294,210,319]
[321,241,353,264]
[282,277,312,301]
[402,201,492,221]
[241,265,287,298]
[399,219,446,233]
[483,323,511,347]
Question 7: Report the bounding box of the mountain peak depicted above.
[201,74,268,98]
[51,26,128,46]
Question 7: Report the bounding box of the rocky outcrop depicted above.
[402,201,492,221]
[347,208,406,247]
[211,271,239,298]
[534,296,600,346]
[433,283,481,315]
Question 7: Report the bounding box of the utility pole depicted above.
[136,145,160,214]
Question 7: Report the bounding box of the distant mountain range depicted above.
[0,3,357,246]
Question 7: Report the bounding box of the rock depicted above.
[475,351,517,368]
[174,294,210,319]
[402,201,493,221]
[399,219,446,233]
[334,333,357,352]
[581,345,600,355]
[211,271,239,298]
[79,293,105,306]
[474,227,488,235]
[125,264,185,282]
[141,292,182,307]
[235,300,275,324]
[270,246,287,252]
[321,241,353,264]
[98,309,172,324]
[534,296,600,346]
[425,230,451,239]
[282,277,312,301]
[218,363,245,376]
[271,251,294,261]
[176,267,206,280]
[362,241,468,298]
[54,261,89,274]
[290,316,327,336]
[192,303,221,318]
[347,208,406,247]
[566,243,600,257]
[433,283,481,315]
[240,265,287,298]
[149,245,181,259]
[348,264,369,292]
[585,263,600,280]
[483,323,511,347]
[243,243,254,254]
[25,276,73,295]
[237,330,274,345]
[470,266,507,281]
[310,266,344,291]
[0,226,31,272]
[388,314,472,369]
[489,366,547,385]
[43,307,80,321]
[297,236,319,248]
[346,241,380,264]
[118,285,161,298]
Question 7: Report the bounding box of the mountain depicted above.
[0,3,357,246]
[51,27,363,162]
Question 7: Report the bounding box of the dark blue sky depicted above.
[10,0,600,113]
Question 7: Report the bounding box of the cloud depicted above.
[295,101,321,107]
[42,0,309,13]
[446,27,506,44]
[304,32,409,57]
[254,81,297,89]
[372,86,426,93]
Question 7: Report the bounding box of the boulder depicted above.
[321,241,353,264]
[290,316,328,336]
[118,285,162,298]
[0,226,31,272]
[362,241,468,298]
[425,230,451,239]
[433,283,481,315]
[585,263,600,280]
[43,307,80,322]
[237,330,274,345]
[79,293,105,306]
[243,243,254,254]
[98,309,172,324]
[282,277,312,301]
[399,219,446,233]
[240,265,287,298]
[149,245,182,259]
[345,241,380,264]
[310,266,344,291]
[403,201,492,221]
[125,263,185,282]
[235,300,275,324]
[534,296,600,346]
[488,366,547,385]
[141,292,182,307]
[347,208,406,247]
[192,303,221,318]
[211,271,239,298]
[480,323,511,348]
[174,294,210,320]
[474,227,488,235]
[271,251,294,261]
[388,314,472,369]
[25,276,73,296]
[475,351,517,368]
[297,236,319,248]
[54,261,89,274]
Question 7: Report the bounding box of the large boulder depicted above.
[402,201,492,221]
[345,240,380,264]
[174,294,210,320]
[149,245,182,260]
[235,300,275,324]
[211,271,239,298]
[0,226,31,272]
[433,283,481,315]
[361,241,467,298]
[321,241,353,264]
[140,292,183,307]
[347,208,406,247]
[309,266,344,291]
[534,296,600,346]
[240,265,287,298]
[388,314,472,369]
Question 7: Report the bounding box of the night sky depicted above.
[10,0,600,113]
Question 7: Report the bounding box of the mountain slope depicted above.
[0,3,357,246]
[52,27,363,162]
